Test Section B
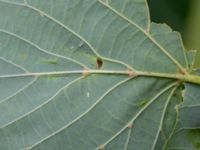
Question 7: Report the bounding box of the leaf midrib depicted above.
[1,47,200,84]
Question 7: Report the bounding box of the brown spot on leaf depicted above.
[128,123,133,129]
[179,68,187,75]
[99,146,105,150]
[127,69,137,77]
[83,68,90,76]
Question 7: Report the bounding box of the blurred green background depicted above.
[147,0,200,68]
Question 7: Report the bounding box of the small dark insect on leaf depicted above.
[96,58,103,69]
[79,42,84,48]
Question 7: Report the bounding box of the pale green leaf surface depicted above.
[0,0,199,150]
[178,83,200,131]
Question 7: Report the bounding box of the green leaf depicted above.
[0,0,200,150]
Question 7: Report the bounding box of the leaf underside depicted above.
[0,0,199,150]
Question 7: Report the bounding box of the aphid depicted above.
[40,12,44,17]
[86,92,90,98]
[79,42,84,48]
[42,59,59,65]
